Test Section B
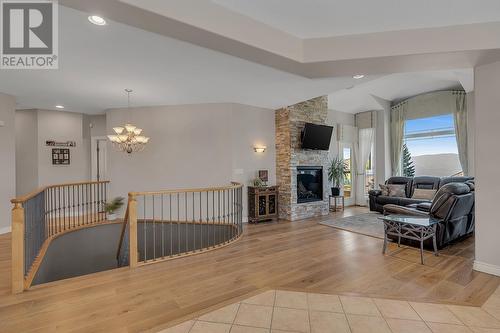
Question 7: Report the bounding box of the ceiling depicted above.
[328,69,472,114]
[0,6,377,114]
[212,0,500,38]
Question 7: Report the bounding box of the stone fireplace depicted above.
[297,166,323,203]
[275,96,330,221]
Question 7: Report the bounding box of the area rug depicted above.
[319,213,385,239]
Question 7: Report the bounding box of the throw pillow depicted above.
[379,184,389,196]
[388,184,406,197]
[412,188,437,200]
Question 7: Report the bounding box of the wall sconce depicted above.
[254,146,266,153]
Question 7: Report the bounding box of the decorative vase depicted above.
[108,213,117,221]
[331,187,340,196]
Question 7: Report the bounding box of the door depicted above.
[91,137,108,181]
[340,143,355,207]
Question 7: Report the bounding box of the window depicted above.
[342,147,352,198]
[365,143,375,194]
[403,114,462,177]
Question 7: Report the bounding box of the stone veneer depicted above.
[275,96,330,221]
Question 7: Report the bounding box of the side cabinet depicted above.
[248,186,278,223]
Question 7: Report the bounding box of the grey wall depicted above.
[473,60,500,276]
[106,103,276,220]
[0,93,16,233]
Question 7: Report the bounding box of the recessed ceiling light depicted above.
[88,15,106,26]
[55,105,65,109]
[353,74,365,79]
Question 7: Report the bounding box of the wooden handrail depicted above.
[11,180,110,204]
[128,182,242,197]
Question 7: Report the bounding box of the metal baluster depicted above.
[144,195,146,262]
[169,194,172,257]
[177,192,180,255]
[192,192,195,252]
[206,191,209,250]
[152,195,156,260]
[161,194,164,258]
[212,191,215,248]
[185,192,188,252]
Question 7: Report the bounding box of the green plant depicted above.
[402,143,415,177]
[251,177,265,187]
[105,197,125,214]
[328,156,348,188]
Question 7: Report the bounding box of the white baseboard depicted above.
[473,260,500,277]
[0,226,11,235]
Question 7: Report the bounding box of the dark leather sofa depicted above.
[369,176,475,249]
[369,176,472,213]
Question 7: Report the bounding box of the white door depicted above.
[91,137,108,181]
[340,143,355,207]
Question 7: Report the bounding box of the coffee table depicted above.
[378,215,439,264]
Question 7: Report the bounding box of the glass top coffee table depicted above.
[378,215,439,264]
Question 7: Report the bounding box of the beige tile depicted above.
[447,305,500,329]
[386,318,432,333]
[346,314,391,333]
[309,311,350,333]
[271,307,310,332]
[271,331,297,333]
[426,322,472,333]
[242,290,276,306]
[373,298,421,320]
[158,320,195,333]
[469,327,500,333]
[409,302,462,325]
[191,321,232,333]
[275,290,308,309]
[199,303,240,324]
[234,304,273,328]
[230,325,270,333]
[484,293,500,321]
[307,293,343,313]
[340,296,381,316]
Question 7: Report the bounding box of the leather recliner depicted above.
[383,181,475,249]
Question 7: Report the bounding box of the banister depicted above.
[11,180,110,204]
[128,182,242,197]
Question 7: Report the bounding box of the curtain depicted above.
[355,128,375,206]
[453,91,468,175]
[390,102,407,176]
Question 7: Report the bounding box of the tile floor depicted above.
[159,287,500,333]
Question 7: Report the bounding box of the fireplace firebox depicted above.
[297,166,323,203]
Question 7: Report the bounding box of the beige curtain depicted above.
[453,91,468,175]
[390,102,407,176]
[355,127,375,206]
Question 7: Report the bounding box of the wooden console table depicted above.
[248,186,278,223]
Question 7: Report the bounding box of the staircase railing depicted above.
[116,182,243,268]
[10,180,110,293]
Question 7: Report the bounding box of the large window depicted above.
[365,144,375,194]
[342,147,352,198]
[404,114,462,177]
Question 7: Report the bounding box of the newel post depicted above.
[11,202,25,294]
[128,194,138,268]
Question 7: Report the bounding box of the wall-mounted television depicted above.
[301,123,333,150]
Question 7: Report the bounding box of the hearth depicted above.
[297,166,323,203]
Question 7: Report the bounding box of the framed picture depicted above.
[258,170,269,182]
[52,148,70,165]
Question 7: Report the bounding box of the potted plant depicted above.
[105,197,124,221]
[328,156,347,196]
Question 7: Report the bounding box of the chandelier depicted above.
[107,89,150,154]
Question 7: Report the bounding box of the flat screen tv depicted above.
[301,123,333,150]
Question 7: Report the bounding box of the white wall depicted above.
[0,93,16,233]
[473,60,500,276]
[467,92,475,176]
[15,110,38,196]
[106,103,276,220]
[15,109,93,195]
[325,109,355,159]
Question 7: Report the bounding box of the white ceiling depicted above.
[328,69,471,114]
[0,6,378,114]
[212,0,500,38]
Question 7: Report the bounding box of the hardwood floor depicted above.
[0,207,498,333]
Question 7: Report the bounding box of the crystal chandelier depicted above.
[107,89,150,154]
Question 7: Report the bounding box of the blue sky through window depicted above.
[404,114,458,156]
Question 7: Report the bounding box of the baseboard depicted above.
[473,260,500,277]
[0,226,11,235]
